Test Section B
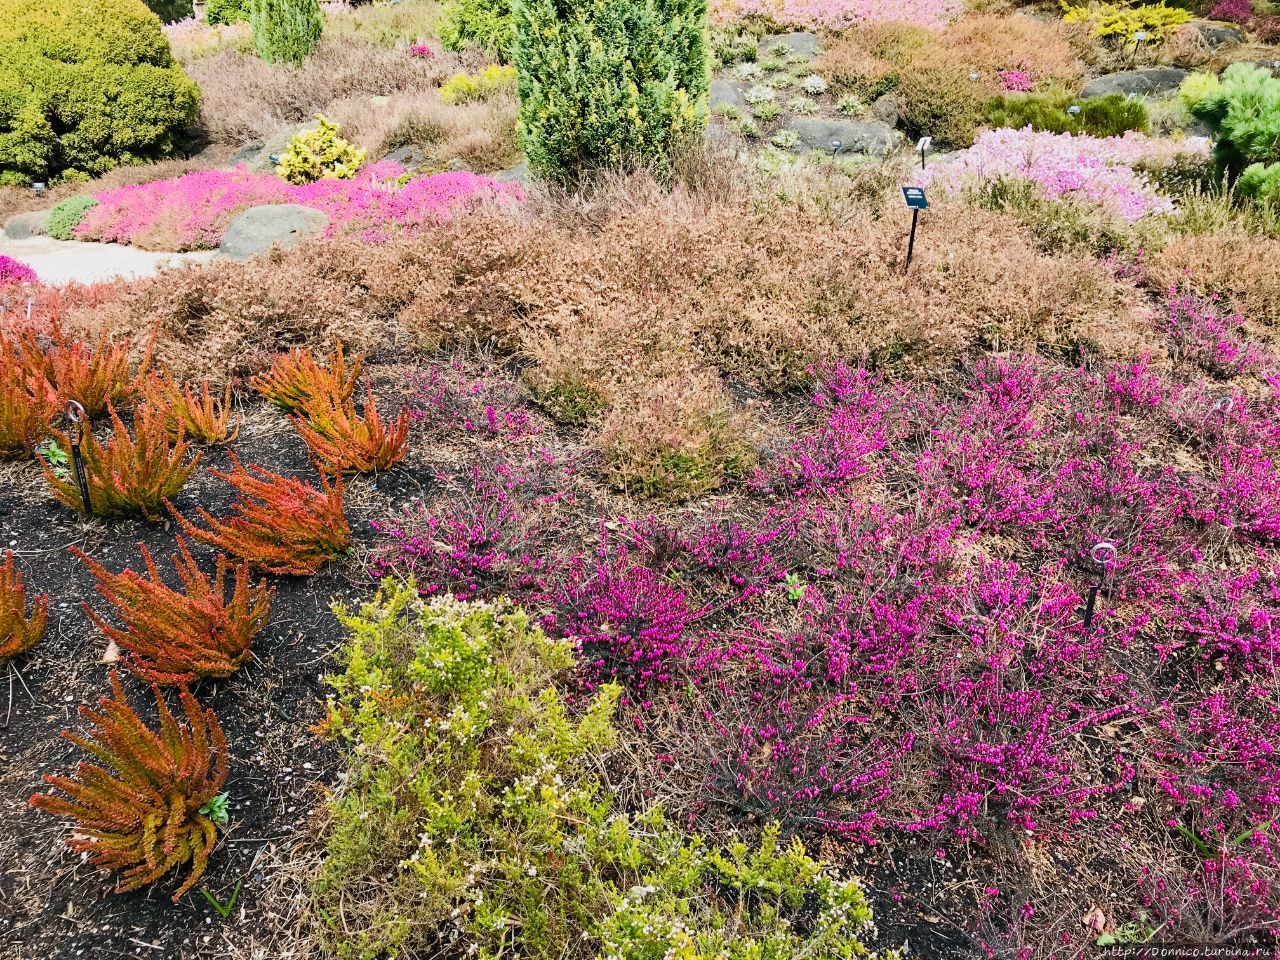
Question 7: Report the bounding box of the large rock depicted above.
[4,209,50,240]
[710,78,745,111]
[759,31,820,61]
[1080,67,1189,98]
[217,204,329,261]
[493,161,529,185]
[781,117,897,156]
[871,93,902,127]
[381,144,432,173]
[1190,20,1244,47]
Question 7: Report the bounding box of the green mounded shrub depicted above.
[1183,64,1280,192]
[0,0,200,186]
[440,0,513,61]
[1238,162,1280,209]
[250,0,322,66]
[206,0,250,24]
[46,196,99,240]
[315,582,900,960]
[513,0,709,184]
[142,0,193,22]
[987,91,1149,138]
[275,115,365,184]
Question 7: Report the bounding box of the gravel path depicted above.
[0,236,215,286]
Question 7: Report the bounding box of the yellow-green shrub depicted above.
[275,115,365,184]
[0,0,199,185]
[1060,0,1190,44]
[315,583,900,960]
[437,64,516,105]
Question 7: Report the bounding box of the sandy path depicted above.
[1,236,215,286]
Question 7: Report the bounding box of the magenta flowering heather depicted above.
[0,255,37,286]
[409,42,434,57]
[75,163,522,251]
[998,68,1035,92]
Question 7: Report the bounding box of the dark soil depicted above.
[0,399,399,960]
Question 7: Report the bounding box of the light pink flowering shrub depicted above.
[74,163,522,251]
[713,0,960,29]
[916,127,1210,223]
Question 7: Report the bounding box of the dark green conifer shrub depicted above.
[206,0,250,23]
[0,0,199,185]
[141,0,193,22]
[250,0,322,66]
[512,0,709,183]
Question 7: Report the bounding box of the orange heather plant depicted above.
[17,323,153,421]
[73,539,273,685]
[0,551,48,664]
[171,456,351,575]
[0,336,57,459]
[251,343,362,414]
[292,385,411,473]
[141,374,240,445]
[42,406,201,519]
[29,672,228,900]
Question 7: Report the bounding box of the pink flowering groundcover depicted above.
[74,162,523,252]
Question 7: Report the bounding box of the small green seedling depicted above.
[199,791,230,826]
[37,440,69,481]
[199,880,241,919]
[783,572,806,601]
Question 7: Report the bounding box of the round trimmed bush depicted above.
[143,0,194,22]
[0,0,199,186]
[47,195,99,240]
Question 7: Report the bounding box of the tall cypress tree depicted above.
[250,0,322,66]
[512,0,708,184]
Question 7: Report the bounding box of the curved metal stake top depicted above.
[1083,541,1118,631]
[64,401,92,517]
[1212,396,1235,419]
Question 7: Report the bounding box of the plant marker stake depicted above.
[1083,541,1117,631]
[917,136,932,170]
[831,139,842,157]
[65,401,92,518]
[26,297,32,323]
[902,187,928,273]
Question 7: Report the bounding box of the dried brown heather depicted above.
[171,456,351,575]
[251,343,362,414]
[292,385,411,473]
[0,550,48,664]
[42,405,201,520]
[74,539,273,685]
[30,672,229,900]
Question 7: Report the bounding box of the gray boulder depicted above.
[710,78,746,111]
[1080,67,1189,98]
[217,204,329,261]
[871,93,902,127]
[759,31,820,61]
[228,141,264,167]
[781,117,897,156]
[381,144,432,173]
[1190,20,1244,47]
[4,209,50,240]
[494,161,529,185]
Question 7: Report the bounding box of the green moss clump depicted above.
[987,91,1149,138]
[46,196,99,240]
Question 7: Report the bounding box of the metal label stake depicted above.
[1083,541,1117,631]
[902,187,929,273]
[65,401,92,517]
